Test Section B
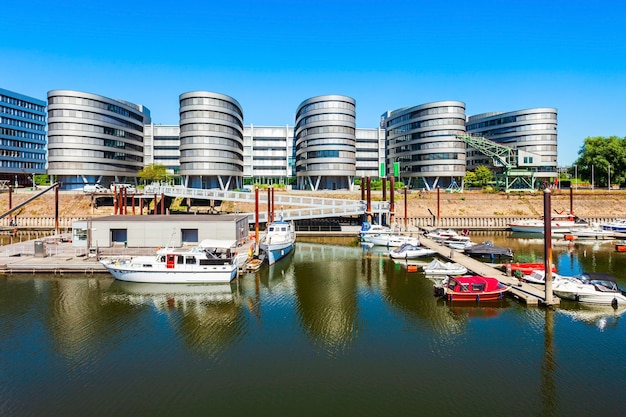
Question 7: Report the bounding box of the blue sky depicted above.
[2,0,625,165]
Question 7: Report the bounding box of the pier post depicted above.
[570,187,574,214]
[255,187,259,255]
[54,186,59,235]
[381,177,387,226]
[437,186,440,227]
[544,189,554,305]
[366,177,372,223]
[404,186,408,231]
[389,176,395,226]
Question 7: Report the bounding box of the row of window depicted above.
[0,117,46,131]
[0,138,46,149]
[466,112,556,130]
[180,149,244,161]
[296,100,355,120]
[180,161,243,171]
[390,130,465,143]
[295,162,356,172]
[180,135,244,151]
[295,138,356,150]
[388,118,465,135]
[0,160,45,169]
[179,123,243,139]
[49,149,143,162]
[48,96,146,123]
[0,94,46,112]
[1,105,46,123]
[0,127,46,141]
[179,97,243,118]
[180,110,243,128]
[48,110,144,133]
[0,150,45,159]
[297,113,355,127]
[385,106,465,127]
[477,123,557,136]
[299,125,356,137]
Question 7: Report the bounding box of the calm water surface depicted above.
[1,233,625,417]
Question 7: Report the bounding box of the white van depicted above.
[83,184,107,193]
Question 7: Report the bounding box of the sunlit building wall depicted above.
[0,87,47,186]
[382,101,466,190]
[179,91,244,190]
[295,95,357,190]
[466,108,558,178]
[47,90,150,189]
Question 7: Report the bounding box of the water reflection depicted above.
[557,302,626,331]
[103,280,245,359]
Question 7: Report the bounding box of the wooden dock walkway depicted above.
[416,231,559,306]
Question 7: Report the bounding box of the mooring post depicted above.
[544,189,554,305]
[389,176,395,226]
[255,187,259,255]
[570,186,574,214]
[404,186,408,231]
[437,186,441,227]
[366,177,372,223]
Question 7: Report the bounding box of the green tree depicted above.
[474,165,493,186]
[464,171,477,187]
[573,136,626,187]
[138,163,169,184]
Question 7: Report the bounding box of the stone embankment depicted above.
[2,188,625,222]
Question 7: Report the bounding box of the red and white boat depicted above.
[434,276,509,302]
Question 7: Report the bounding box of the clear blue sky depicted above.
[2,0,625,165]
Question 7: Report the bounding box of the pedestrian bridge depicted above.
[144,185,390,224]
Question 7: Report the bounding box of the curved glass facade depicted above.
[47,90,150,189]
[295,95,356,190]
[382,101,466,189]
[179,91,244,189]
[466,108,558,177]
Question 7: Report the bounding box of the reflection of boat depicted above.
[503,262,556,275]
[388,243,435,259]
[508,214,588,234]
[434,276,509,302]
[104,281,235,305]
[359,221,393,242]
[463,242,513,260]
[259,220,296,265]
[369,234,419,247]
[558,303,626,330]
[100,239,239,283]
[422,259,468,275]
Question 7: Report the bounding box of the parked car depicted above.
[83,184,107,193]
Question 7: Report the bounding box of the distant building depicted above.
[381,101,467,190]
[144,124,180,179]
[47,90,151,189]
[466,108,558,179]
[0,87,47,187]
[179,91,244,190]
[295,95,357,190]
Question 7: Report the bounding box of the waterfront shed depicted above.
[72,214,250,249]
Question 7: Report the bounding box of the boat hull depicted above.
[389,249,435,259]
[261,242,295,265]
[102,263,238,284]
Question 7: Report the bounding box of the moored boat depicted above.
[259,220,296,265]
[388,243,435,259]
[422,258,468,276]
[502,262,556,276]
[359,221,393,242]
[508,214,588,234]
[434,276,509,302]
[551,272,626,306]
[600,218,626,232]
[100,239,240,284]
[369,233,420,247]
[463,242,513,260]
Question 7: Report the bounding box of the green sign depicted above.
[393,162,400,177]
[379,162,386,177]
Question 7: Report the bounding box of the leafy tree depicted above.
[464,171,477,187]
[475,165,493,186]
[138,163,168,183]
[572,136,626,187]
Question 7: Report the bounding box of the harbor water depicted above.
[1,233,625,416]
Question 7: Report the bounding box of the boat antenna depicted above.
[164,228,176,249]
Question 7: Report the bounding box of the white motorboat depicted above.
[388,243,435,259]
[422,259,468,275]
[508,214,588,234]
[424,228,471,242]
[444,239,476,251]
[259,219,296,265]
[525,270,626,306]
[521,270,568,285]
[552,272,626,306]
[565,225,616,240]
[369,233,420,247]
[100,239,240,284]
[600,218,626,232]
[359,221,393,242]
